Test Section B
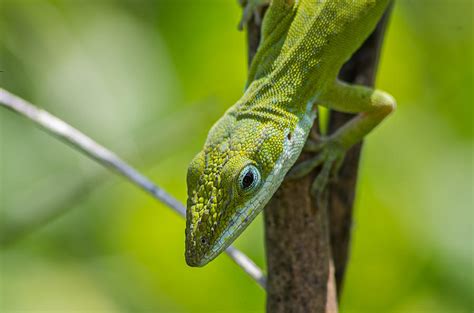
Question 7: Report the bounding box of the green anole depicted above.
[185,0,395,267]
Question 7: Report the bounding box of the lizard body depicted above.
[186,0,395,267]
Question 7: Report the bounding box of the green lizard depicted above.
[185,0,395,267]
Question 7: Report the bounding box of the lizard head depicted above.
[185,117,308,267]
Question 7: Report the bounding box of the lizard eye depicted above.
[238,164,261,192]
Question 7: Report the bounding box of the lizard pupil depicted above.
[238,164,260,192]
[242,171,254,189]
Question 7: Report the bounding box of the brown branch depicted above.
[245,3,394,312]
[264,182,338,312]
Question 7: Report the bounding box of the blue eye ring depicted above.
[238,164,261,192]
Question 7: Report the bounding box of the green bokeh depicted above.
[0,1,472,312]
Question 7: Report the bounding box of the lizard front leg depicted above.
[288,80,396,199]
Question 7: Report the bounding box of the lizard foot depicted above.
[287,137,345,200]
[238,0,269,30]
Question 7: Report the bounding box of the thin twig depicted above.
[0,87,266,289]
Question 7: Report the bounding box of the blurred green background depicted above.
[0,0,472,312]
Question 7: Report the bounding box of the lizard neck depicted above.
[241,0,390,123]
[234,77,310,132]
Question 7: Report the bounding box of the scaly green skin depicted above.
[186,0,395,267]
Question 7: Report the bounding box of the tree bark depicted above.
[245,4,393,312]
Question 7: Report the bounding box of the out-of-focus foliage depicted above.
[0,0,472,312]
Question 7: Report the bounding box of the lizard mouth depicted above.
[186,181,264,267]
[185,191,234,267]
[185,207,250,267]
[188,202,259,267]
